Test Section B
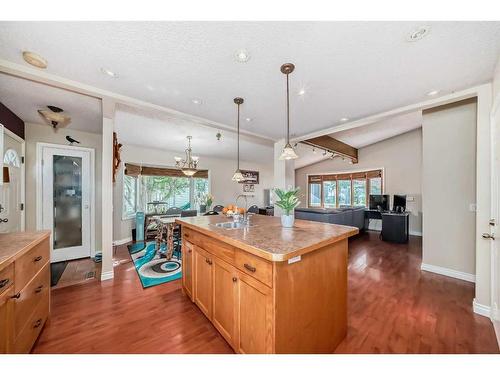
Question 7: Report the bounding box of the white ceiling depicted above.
[294,111,423,169]
[0,22,499,141]
[114,104,273,164]
[0,73,102,133]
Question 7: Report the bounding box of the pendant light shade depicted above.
[232,97,245,182]
[279,63,299,160]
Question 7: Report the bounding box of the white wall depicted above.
[113,144,273,241]
[25,122,103,252]
[422,100,477,277]
[295,129,423,235]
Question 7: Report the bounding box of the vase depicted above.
[281,214,294,228]
[200,204,207,213]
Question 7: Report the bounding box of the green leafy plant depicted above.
[273,187,301,216]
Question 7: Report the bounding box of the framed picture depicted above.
[243,184,255,193]
[239,170,259,184]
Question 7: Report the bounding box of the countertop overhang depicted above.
[0,230,51,268]
[176,215,358,262]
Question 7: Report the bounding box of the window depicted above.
[3,148,20,168]
[123,174,137,219]
[308,169,382,208]
[323,180,336,208]
[122,166,210,218]
[338,180,351,206]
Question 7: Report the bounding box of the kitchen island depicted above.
[176,214,358,354]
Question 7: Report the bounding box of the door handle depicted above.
[244,263,256,273]
[482,233,495,240]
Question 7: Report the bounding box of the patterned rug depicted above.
[127,241,182,288]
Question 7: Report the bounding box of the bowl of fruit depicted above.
[222,205,245,217]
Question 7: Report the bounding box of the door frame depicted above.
[2,127,26,231]
[35,142,96,258]
[490,89,500,343]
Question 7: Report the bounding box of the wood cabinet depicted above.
[181,240,194,300]
[193,246,213,320]
[181,226,347,354]
[0,232,51,353]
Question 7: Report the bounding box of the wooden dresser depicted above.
[0,231,51,353]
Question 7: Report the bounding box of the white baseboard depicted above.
[472,298,491,318]
[113,237,132,246]
[420,263,476,283]
[100,270,114,281]
[409,230,422,237]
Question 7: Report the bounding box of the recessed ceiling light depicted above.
[191,98,202,105]
[426,90,440,96]
[100,67,118,78]
[22,51,47,69]
[245,117,252,123]
[234,49,250,63]
[407,26,431,42]
[340,117,349,122]
[298,88,306,96]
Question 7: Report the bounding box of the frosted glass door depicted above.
[53,155,83,249]
[41,145,91,262]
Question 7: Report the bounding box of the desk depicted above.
[365,210,410,243]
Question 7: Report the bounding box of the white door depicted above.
[41,145,92,262]
[491,97,500,336]
[0,131,24,233]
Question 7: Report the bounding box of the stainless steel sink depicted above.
[213,221,255,230]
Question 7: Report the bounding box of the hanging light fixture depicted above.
[174,136,199,176]
[232,97,245,182]
[279,63,299,160]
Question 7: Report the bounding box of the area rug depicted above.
[127,241,182,288]
[50,261,68,287]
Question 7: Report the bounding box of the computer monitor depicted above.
[369,194,389,211]
[393,194,407,212]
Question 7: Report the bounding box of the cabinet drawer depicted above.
[234,250,272,288]
[14,263,50,337]
[15,237,49,292]
[0,263,14,297]
[14,294,49,353]
[184,228,235,264]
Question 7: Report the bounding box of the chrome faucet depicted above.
[236,194,249,224]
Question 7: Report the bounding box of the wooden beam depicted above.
[300,135,358,163]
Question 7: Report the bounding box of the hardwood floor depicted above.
[33,232,499,354]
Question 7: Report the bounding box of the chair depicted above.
[203,210,219,216]
[181,209,197,217]
[247,205,259,214]
[213,205,224,213]
[165,207,182,216]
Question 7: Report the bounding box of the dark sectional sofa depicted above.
[294,206,365,230]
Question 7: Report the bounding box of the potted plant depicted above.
[197,193,214,213]
[273,187,301,228]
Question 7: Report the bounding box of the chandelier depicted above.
[175,136,199,176]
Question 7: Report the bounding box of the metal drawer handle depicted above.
[0,278,9,288]
[232,277,238,283]
[35,285,43,293]
[244,263,256,273]
[188,249,192,253]
[11,292,21,299]
[33,319,42,328]
[185,233,190,238]
[206,258,212,265]
[34,255,43,262]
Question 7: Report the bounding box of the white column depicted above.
[273,139,295,216]
[101,101,115,281]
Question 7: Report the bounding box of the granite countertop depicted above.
[176,215,358,262]
[0,231,51,268]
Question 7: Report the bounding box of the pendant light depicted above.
[232,97,245,182]
[279,63,299,160]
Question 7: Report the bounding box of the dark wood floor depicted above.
[33,232,499,354]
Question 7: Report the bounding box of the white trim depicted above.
[421,263,476,283]
[100,270,114,281]
[2,127,26,231]
[409,231,422,237]
[473,298,491,318]
[113,237,132,246]
[35,142,96,258]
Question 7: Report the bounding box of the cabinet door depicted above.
[212,258,239,348]
[182,240,194,301]
[193,247,213,320]
[0,286,14,353]
[236,274,273,354]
